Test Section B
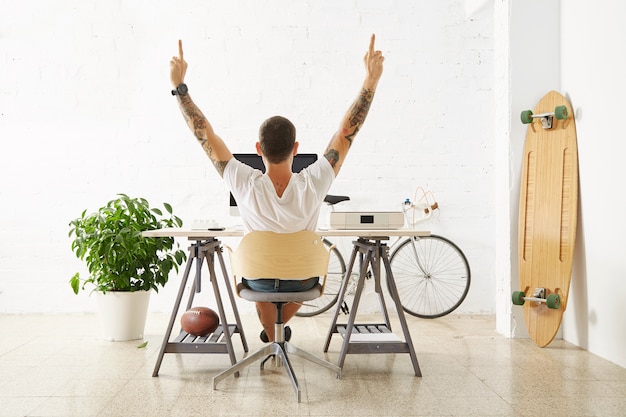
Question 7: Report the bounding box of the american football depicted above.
[180,306,220,336]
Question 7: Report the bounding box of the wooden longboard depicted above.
[515,90,578,347]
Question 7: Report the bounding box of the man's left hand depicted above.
[170,40,188,87]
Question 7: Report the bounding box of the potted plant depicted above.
[69,193,187,341]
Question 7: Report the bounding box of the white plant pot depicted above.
[95,290,151,341]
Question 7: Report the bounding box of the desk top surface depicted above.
[142,228,430,239]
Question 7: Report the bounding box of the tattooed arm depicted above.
[170,40,233,177]
[324,34,384,176]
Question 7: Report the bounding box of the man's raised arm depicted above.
[324,34,384,176]
[170,40,233,176]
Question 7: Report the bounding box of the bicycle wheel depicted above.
[295,239,346,317]
[388,235,470,318]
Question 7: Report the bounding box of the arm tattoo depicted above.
[178,95,229,177]
[349,88,375,130]
[325,89,375,171]
[178,95,208,141]
[340,88,374,148]
[213,160,229,177]
[345,127,359,144]
[324,148,340,168]
[202,139,228,176]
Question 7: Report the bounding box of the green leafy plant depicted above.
[69,194,187,294]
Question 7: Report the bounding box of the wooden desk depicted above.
[144,228,428,377]
[144,227,427,239]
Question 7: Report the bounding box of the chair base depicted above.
[212,341,341,403]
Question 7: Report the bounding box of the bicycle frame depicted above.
[296,193,470,319]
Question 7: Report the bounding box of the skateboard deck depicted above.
[514,90,578,347]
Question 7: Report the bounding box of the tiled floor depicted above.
[0,312,625,417]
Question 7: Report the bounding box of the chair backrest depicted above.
[231,230,330,280]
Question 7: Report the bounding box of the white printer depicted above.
[329,211,405,230]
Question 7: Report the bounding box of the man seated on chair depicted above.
[169,34,384,342]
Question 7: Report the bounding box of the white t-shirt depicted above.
[223,157,335,233]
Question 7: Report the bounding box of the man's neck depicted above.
[265,161,293,198]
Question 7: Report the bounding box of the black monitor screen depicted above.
[229,153,318,212]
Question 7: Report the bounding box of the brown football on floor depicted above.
[180,306,219,336]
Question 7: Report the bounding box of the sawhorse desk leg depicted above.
[152,239,248,377]
[323,238,421,377]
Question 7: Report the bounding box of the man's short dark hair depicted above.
[258,115,296,164]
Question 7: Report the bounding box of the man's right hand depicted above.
[170,40,188,87]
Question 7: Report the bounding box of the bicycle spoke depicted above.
[389,235,470,318]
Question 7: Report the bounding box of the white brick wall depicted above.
[0,0,495,314]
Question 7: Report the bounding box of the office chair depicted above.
[212,230,341,402]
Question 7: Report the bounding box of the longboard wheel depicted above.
[520,110,533,124]
[512,291,525,305]
[546,294,561,309]
[554,105,568,120]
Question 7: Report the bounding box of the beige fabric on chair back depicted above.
[231,230,330,281]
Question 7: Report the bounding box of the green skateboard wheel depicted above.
[554,105,568,120]
[512,291,525,306]
[520,110,533,124]
[546,294,561,309]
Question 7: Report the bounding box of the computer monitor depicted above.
[229,153,318,216]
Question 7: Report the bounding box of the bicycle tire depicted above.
[388,235,470,319]
[295,239,346,317]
